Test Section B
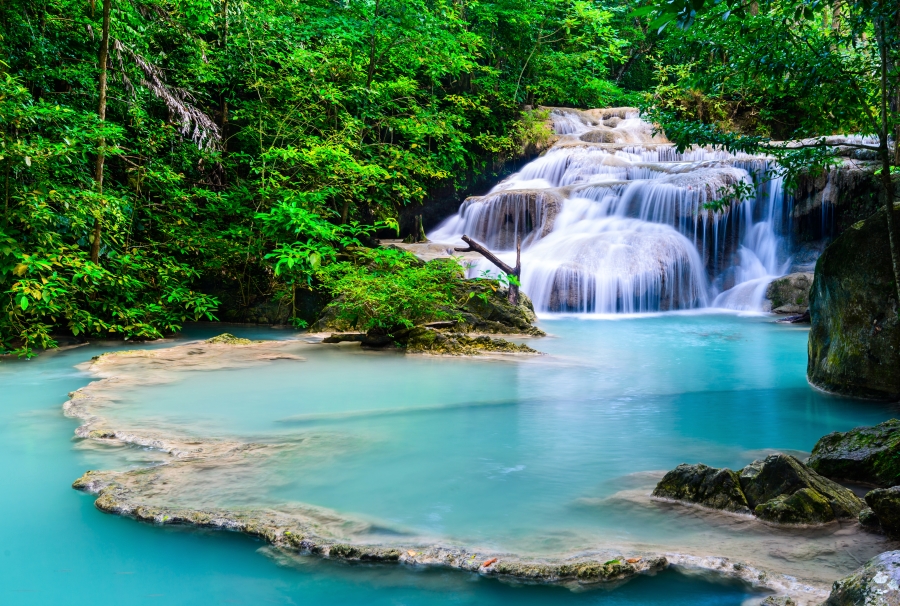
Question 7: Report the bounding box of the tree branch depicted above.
[455,235,522,305]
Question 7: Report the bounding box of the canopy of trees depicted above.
[1,0,897,355]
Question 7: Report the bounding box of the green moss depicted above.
[755,488,834,524]
[206,333,253,345]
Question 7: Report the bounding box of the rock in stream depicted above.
[653,454,865,525]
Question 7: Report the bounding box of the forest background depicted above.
[1,0,897,355]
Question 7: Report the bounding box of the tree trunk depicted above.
[91,0,111,264]
[417,214,426,242]
[877,19,900,304]
[454,235,522,305]
[365,0,381,88]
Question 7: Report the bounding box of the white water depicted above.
[430,108,794,313]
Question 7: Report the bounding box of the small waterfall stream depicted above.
[430,108,796,313]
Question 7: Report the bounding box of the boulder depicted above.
[824,550,900,605]
[739,454,865,522]
[808,419,900,487]
[652,464,751,514]
[753,487,834,525]
[860,507,882,530]
[865,487,900,539]
[765,272,813,314]
[807,207,900,401]
[653,454,865,525]
[449,281,544,336]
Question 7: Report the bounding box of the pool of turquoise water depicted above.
[1,316,896,604]
[100,314,897,554]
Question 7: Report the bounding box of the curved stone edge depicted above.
[72,470,665,586]
[72,468,827,601]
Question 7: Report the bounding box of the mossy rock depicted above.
[865,486,900,539]
[403,327,538,355]
[652,463,751,514]
[206,333,253,345]
[738,454,864,521]
[807,206,900,401]
[824,550,900,605]
[808,419,900,487]
[654,454,864,525]
[765,272,813,313]
[754,487,835,524]
[859,507,882,530]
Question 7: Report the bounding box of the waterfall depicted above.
[429,108,797,314]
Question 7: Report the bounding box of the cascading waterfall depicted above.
[429,107,795,314]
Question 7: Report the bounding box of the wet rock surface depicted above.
[824,550,900,605]
[765,272,813,314]
[808,419,900,488]
[654,454,865,525]
[652,464,751,514]
[866,487,900,539]
[807,207,900,401]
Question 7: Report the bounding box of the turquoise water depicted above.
[1,317,896,604]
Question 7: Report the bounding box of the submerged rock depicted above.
[653,454,865,525]
[865,487,900,539]
[808,419,900,487]
[760,596,796,606]
[765,272,813,314]
[807,207,900,401]
[824,550,900,605]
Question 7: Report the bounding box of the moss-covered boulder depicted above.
[206,333,253,345]
[739,454,865,522]
[865,487,900,539]
[808,419,900,487]
[753,487,835,524]
[824,550,900,605]
[653,454,865,525]
[404,327,539,355]
[765,272,813,314]
[652,464,751,514]
[860,507,882,529]
[807,207,900,401]
[449,281,544,335]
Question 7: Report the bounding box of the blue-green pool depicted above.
[2,315,896,604]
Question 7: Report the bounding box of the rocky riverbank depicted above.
[653,454,864,525]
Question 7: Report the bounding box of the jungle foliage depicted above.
[0,0,649,355]
[3,0,898,355]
